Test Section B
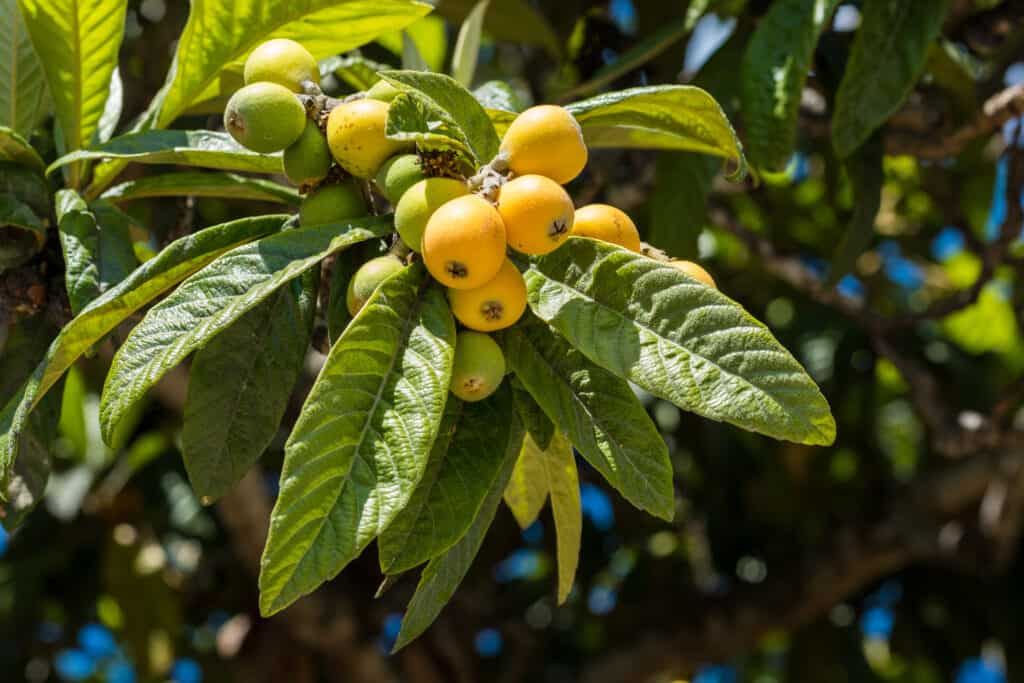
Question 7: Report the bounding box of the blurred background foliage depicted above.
[3,0,1024,681]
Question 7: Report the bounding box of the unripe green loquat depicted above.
[224,82,306,154]
[299,182,366,226]
[375,154,427,204]
[244,39,320,93]
[346,255,405,315]
[450,331,506,402]
[283,120,332,187]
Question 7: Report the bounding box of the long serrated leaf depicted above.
[385,92,475,166]
[0,381,60,529]
[741,0,839,170]
[156,0,431,127]
[57,190,135,315]
[0,127,45,170]
[48,130,282,177]
[101,172,299,205]
[540,432,580,604]
[0,0,49,138]
[381,70,501,164]
[524,238,836,446]
[649,152,718,259]
[392,411,522,651]
[832,0,950,158]
[566,85,746,179]
[451,0,488,87]
[16,0,125,179]
[505,317,674,521]
[827,132,884,285]
[182,270,317,503]
[259,263,455,615]
[100,217,391,446]
[96,67,122,144]
[380,384,516,574]
[510,376,553,451]
[1,215,287,490]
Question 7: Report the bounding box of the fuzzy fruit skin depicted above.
[244,39,320,92]
[375,154,427,204]
[448,259,527,332]
[224,82,306,154]
[450,331,506,402]
[394,177,468,251]
[283,120,332,186]
[366,80,400,102]
[497,174,574,255]
[326,99,407,179]
[422,195,507,289]
[571,204,642,252]
[299,182,365,226]
[669,259,716,288]
[346,255,405,316]
[499,105,588,184]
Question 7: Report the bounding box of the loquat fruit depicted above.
[394,177,468,251]
[448,259,527,332]
[422,195,506,290]
[326,99,408,179]
[497,174,574,255]
[499,105,588,184]
[450,331,506,402]
[571,204,642,252]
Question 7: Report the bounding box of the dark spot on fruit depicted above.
[446,261,469,279]
[481,300,504,321]
[549,219,568,239]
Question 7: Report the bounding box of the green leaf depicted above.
[0,0,49,138]
[827,132,884,286]
[538,431,580,604]
[322,54,390,91]
[379,384,517,574]
[504,316,674,520]
[503,430,549,530]
[741,0,839,170]
[259,263,455,615]
[392,410,522,651]
[0,195,43,233]
[48,130,283,177]
[0,315,54,406]
[182,271,317,503]
[560,18,691,101]
[56,190,135,315]
[400,31,429,71]
[451,0,488,87]
[155,0,431,127]
[382,70,502,164]
[101,172,300,205]
[1,215,286,488]
[649,152,718,259]
[524,238,836,446]
[100,217,391,446]
[566,85,746,179]
[433,0,558,57]
[378,15,447,72]
[0,127,45,170]
[473,81,524,113]
[832,0,950,158]
[385,92,475,166]
[510,376,554,451]
[327,248,360,346]
[16,0,125,167]
[1,159,50,215]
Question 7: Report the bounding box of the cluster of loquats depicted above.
[224,39,716,407]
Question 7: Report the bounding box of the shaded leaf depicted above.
[827,132,884,285]
[566,85,746,179]
[510,376,554,451]
[539,432,580,604]
[100,217,392,446]
[259,263,455,615]
[101,172,299,205]
[392,410,522,651]
[322,54,390,91]
[832,0,950,158]
[182,270,317,502]
[48,130,283,177]
[0,127,45,171]
[524,238,836,446]
[648,152,718,259]
[433,0,558,57]
[504,316,674,520]
[380,384,517,574]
